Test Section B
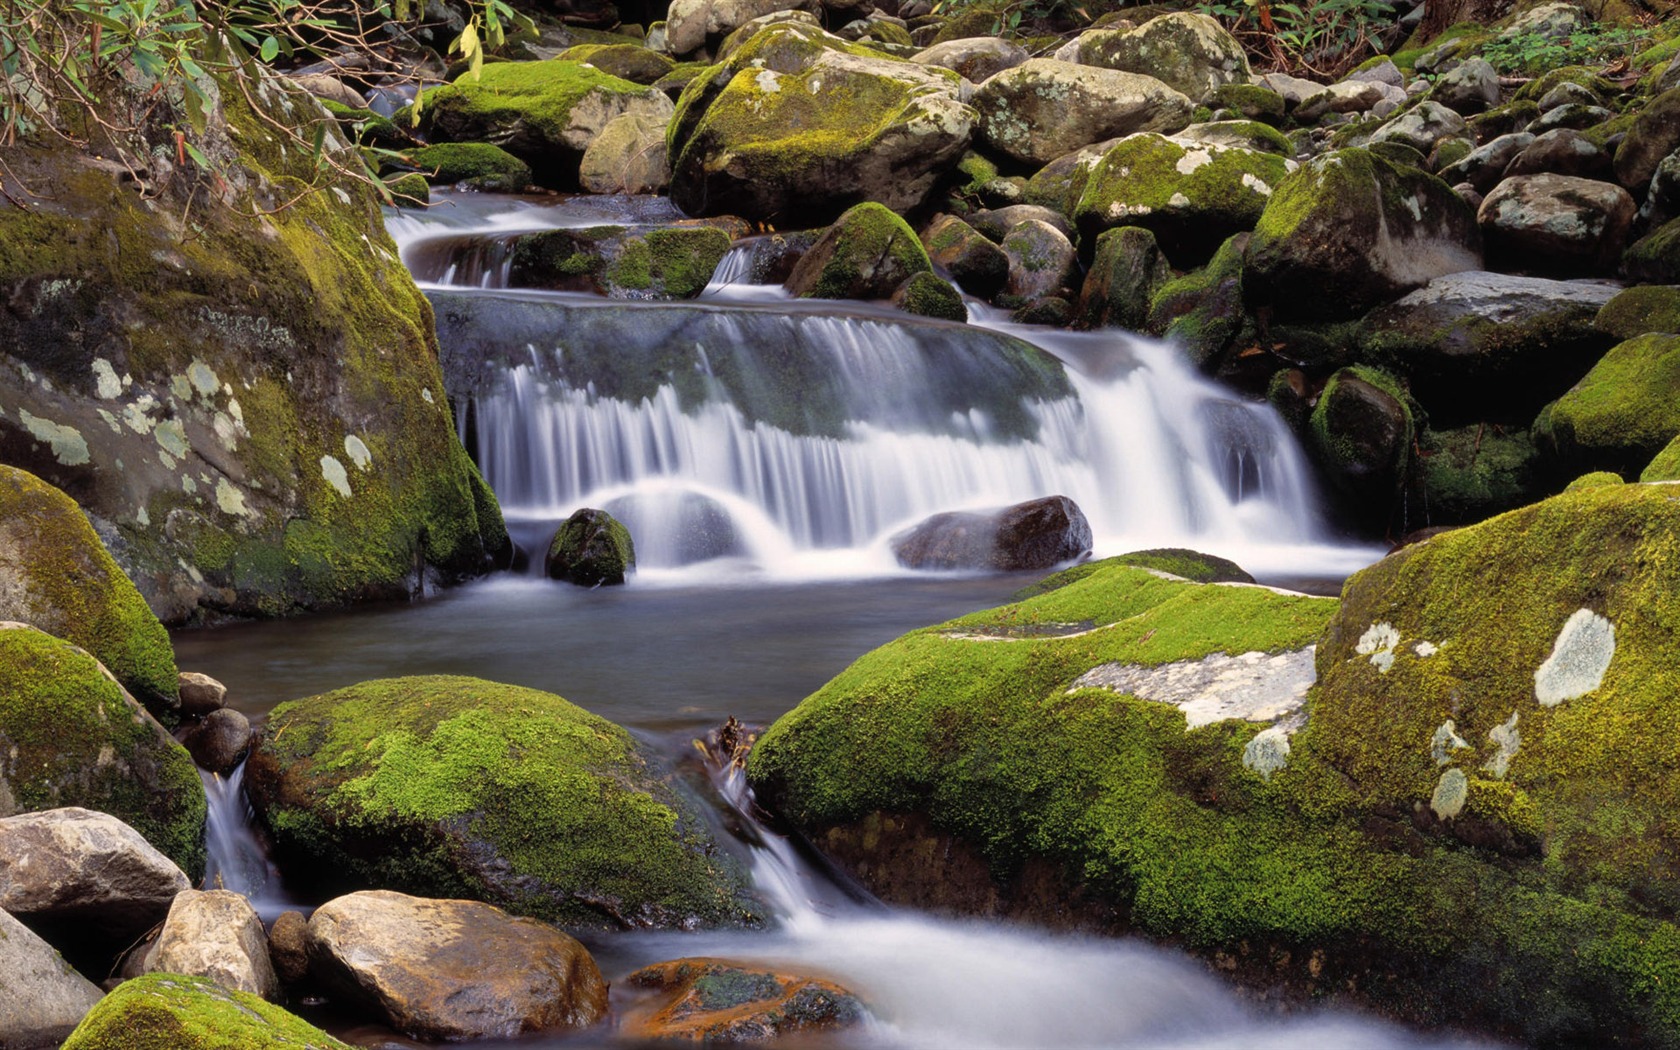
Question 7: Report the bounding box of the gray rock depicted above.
[177,671,227,718]
[1528,102,1612,134]
[0,907,103,1049]
[1494,1,1588,44]
[1479,174,1636,274]
[892,496,1092,571]
[1071,646,1316,728]
[146,889,279,1000]
[1504,129,1611,181]
[1439,132,1534,194]
[921,214,1009,299]
[1347,58,1404,89]
[999,220,1077,300]
[578,112,671,196]
[1071,12,1250,103]
[664,0,818,55]
[1536,82,1601,112]
[283,73,369,109]
[306,890,610,1041]
[1613,87,1680,192]
[973,59,1191,166]
[0,808,189,941]
[1295,80,1390,121]
[1433,57,1500,115]
[1370,100,1470,155]
[183,708,252,775]
[1260,71,1324,107]
[970,204,1073,242]
[912,38,1027,83]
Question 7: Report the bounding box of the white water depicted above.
[200,763,297,921]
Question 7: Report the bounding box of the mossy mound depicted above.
[556,42,677,84]
[1013,549,1253,600]
[1641,433,1680,481]
[404,142,532,191]
[0,467,177,716]
[61,973,348,1049]
[1597,285,1680,341]
[1307,366,1415,527]
[383,172,429,205]
[506,225,731,300]
[1076,226,1172,332]
[1209,83,1285,124]
[0,625,205,878]
[1624,216,1680,285]
[1536,333,1680,475]
[894,271,966,322]
[785,202,932,301]
[1564,470,1624,491]
[245,676,761,930]
[1415,424,1541,525]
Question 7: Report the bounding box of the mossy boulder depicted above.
[920,214,1008,299]
[1624,216,1680,284]
[1070,13,1251,103]
[0,76,504,625]
[1612,86,1680,192]
[545,507,636,586]
[972,59,1192,167]
[1640,433,1680,481]
[383,172,429,205]
[60,972,349,1049]
[418,60,675,187]
[998,219,1076,301]
[1307,366,1415,528]
[403,142,532,191]
[1415,423,1541,525]
[1075,226,1172,331]
[1073,133,1294,268]
[1244,148,1483,323]
[0,624,205,879]
[245,675,762,930]
[507,225,731,300]
[892,271,966,322]
[0,467,177,716]
[556,42,677,84]
[785,202,932,301]
[1535,333,1680,475]
[665,0,821,56]
[667,24,972,225]
[1563,469,1623,491]
[1209,83,1285,124]
[1145,232,1248,371]
[1014,550,1254,600]
[1172,119,1292,156]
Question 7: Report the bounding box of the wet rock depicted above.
[1145,233,1248,370]
[404,142,532,192]
[509,225,732,301]
[269,910,311,986]
[545,508,636,587]
[1537,333,1680,475]
[787,202,932,302]
[911,37,1027,83]
[146,889,279,1000]
[60,972,348,1050]
[0,907,103,1049]
[307,890,609,1041]
[245,676,762,931]
[999,220,1077,300]
[183,708,252,775]
[1307,367,1413,525]
[893,272,967,322]
[0,466,178,717]
[0,807,190,942]
[1438,132,1534,195]
[621,958,866,1042]
[578,112,671,195]
[1478,174,1636,275]
[1597,285,1680,341]
[921,215,1008,299]
[1503,128,1611,181]
[1415,423,1542,525]
[892,495,1092,571]
[1527,102,1611,134]
[1077,226,1172,331]
[1625,216,1680,284]
[972,59,1191,167]
[1613,86,1680,192]
[177,672,228,718]
[1069,12,1250,103]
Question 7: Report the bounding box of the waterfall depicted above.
[200,763,295,919]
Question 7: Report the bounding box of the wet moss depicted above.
[404,143,532,191]
[1538,333,1680,475]
[788,203,932,301]
[556,43,676,84]
[61,973,348,1049]
[1597,286,1680,342]
[1145,231,1247,369]
[607,227,731,299]
[248,676,761,930]
[1415,424,1541,525]
[895,271,966,322]
[419,59,651,142]
[383,172,429,205]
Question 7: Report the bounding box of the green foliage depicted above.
[1480,23,1657,75]
[1196,0,1395,75]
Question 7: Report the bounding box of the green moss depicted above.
[1565,470,1625,491]
[546,508,635,585]
[1514,66,1616,103]
[931,7,1009,45]
[555,42,676,84]
[420,60,650,144]
[404,142,531,191]
[607,227,731,299]
[1417,424,1541,524]
[0,467,178,714]
[1640,433,1680,481]
[383,172,429,205]
[0,627,204,877]
[1539,333,1680,474]
[251,675,757,929]
[1209,83,1285,124]
[794,202,931,301]
[1309,365,1414,479]
[1015,550,1253,601]
[1625,217,1680,285]
[895,271,965,322]
[62,973,348,1049]
[1144,231,1246,367]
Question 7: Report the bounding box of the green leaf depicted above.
[183,140,211,170]
[260,35,279,62]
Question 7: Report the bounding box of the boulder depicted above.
[268,910,310,987]
[0,624,205,879]
[1070,13,1249,103]
[1076,226,1172,331]
[306,890,608,1041]
[921,214,1009,299]
[1431,57,1500,115]
[714,9,821,60]
[1495,1,1589,43]
[911,38,1028,83]
[1503,128,1611,181]
[893,272,967,322]
[1478,174,1636,275]
[1536,333,1680,475]
[1613,86,1680,192]
[244,676,762,930]
[1359,270,1618,425]
[555,42,676,85]
[1014,549,1255,599]
[1171,119,1292,156]
[404,141,532,191]
[60,972,349,1050]
[1244,148,1483,322]
[786,202,932,301]
[1597,285,1680,341]
[0,907,103,1049]
[176,672,227,718]
[621,958,866,1041]
[509,226,732,301]
[545,508,637,586]
[972,59,1192,167]
[969,204,1074,242]
[998,220,1077,301]
[1414,423,1542,525]
[1527,102,1611,134]
[1145,233,1248,370]
[601,489,744,565]
[578,112,672,195]
[417,61,675,188]
[1642,433,1680,481]
[1438,132,1534,195]
[0,467,178,716]
[1307,367,1414,525]
[1625,216,1680,284]
[146,890,279,1000]
[182,708,252,775]
[1210,83,1287,124]
[667,24,972,225]
[1294,80,1394,122]
[1368,101,1469,156]
[1072,133,1294,268]
[665,0,819,56]
[891,495,1091,571]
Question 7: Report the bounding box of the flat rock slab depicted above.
[0,807,189,938]
[1381,270,1620,321]
[621,957,866,1042]
[1070,646,1316,728]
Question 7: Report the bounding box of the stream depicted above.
[168,192,1495,1048]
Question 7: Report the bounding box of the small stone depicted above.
[269,910,311,986]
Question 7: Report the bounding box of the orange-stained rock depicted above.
[619,957,865,1042]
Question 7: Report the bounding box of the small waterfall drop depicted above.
[201,762,295,919]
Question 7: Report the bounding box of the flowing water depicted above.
[167,192,1491,1048]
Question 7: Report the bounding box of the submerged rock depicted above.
[245,675,762,930]
[545,508,637,587]
[307,890,608,1041]
[60,972,349,1050]
[892,495,1091,571]
[0,907,103,1049]
[621,958,866,1042]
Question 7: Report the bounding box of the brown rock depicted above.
[621,957,865,1042]
[0,807,189,941]
[147,889,279,1000]
[306,890,609,1041]
[183,708,253,774]
[269,910,311,986]
[177,672,227,717]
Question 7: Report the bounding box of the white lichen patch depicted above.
[1431,767,1468,820]
[1484,711,1520,778]
[1175,147,1213,174]
[182,475,197,495]
[96,409,120,433]
[1414,641,1438,657]
[1356,622,1400,673]
[170,374,194,401]
[227,398,243,425]
[18,410,90,466]
[1431,719,1469,765]
[755,69,782,93]
[1534,608,1614,707]
[122,397,158,434]
[154,419,190,459]
[215,478,249,517]
[421,388,435,404]
[212,413,242,452]
[344,435,372,470]
[321,455,352,497]
[159,451,176,471]
[187,359,219,397]
[1240,172,1273,196]
[1070,646,1316,728]
[1242,725,1292,780]
[92,358,123,399]
[1168,192,1191,207]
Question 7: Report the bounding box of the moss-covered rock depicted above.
[0,624,204,878]
[893,271,966,322]
[383,172,429,205]
[403,142,532,192]
[545,507,636,586]
[1075,226,1171,331]
[1640,433,1680,481]
[506,225,730,300]
[1563,469,1624,491]
[972,60,1192,167]
[1624,216,1680,284]
[920,214,1008,299]
[1596,284,1680,341]
[1014,550,1254,601]
[61,972,348,1049]
[418,60,674,187]
[785,202,932,301]
[0,467,177,715]
[1536,333,1680,475]
[1415,423,1541,525]
[1308,366,1415,528]
[1209,83,1285,125]
[1073,133,1294,268]
[556,42,677,84]
[667,24,972,225]
[1145,232,1248,371]
[1244,148,1483,322]
[245,676,762,930]
[1071,13,1250,103]
[1612,86,1680,192]
[0,76,503,625]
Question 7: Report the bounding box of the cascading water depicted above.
[200,763,296,920]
